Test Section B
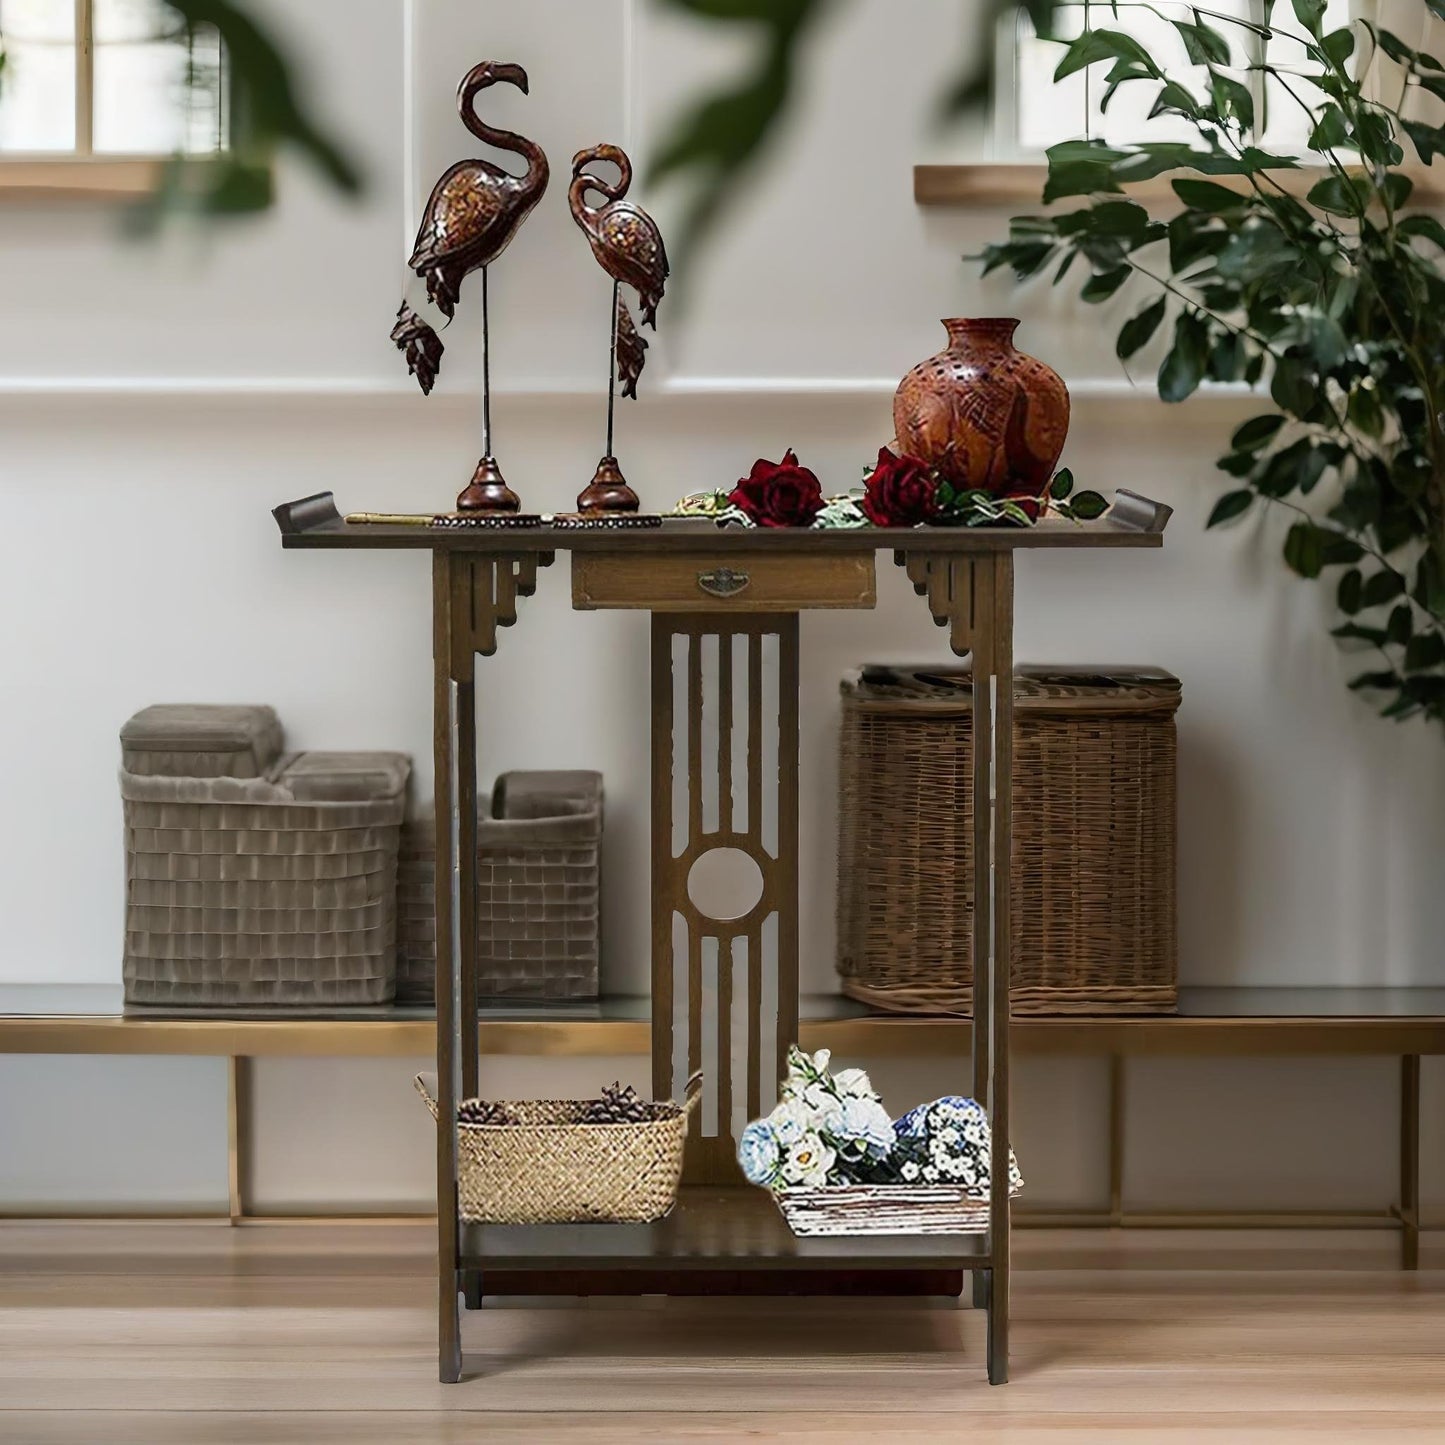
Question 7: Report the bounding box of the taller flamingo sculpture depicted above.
[393,61,550,512]
[568,144,670,513]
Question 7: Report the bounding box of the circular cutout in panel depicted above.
[687,848,765,922]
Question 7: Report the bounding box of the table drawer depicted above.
[572,551,877,612]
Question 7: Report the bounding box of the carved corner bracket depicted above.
[436,551,553,677]
[895,550,1011,663]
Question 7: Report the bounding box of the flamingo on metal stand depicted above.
[568,144,670,513]
[393,61,550,512]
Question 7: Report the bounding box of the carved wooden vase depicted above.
[893,318,1070,499]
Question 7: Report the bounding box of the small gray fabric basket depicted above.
[120,708,409,1007]
[397,771,602,1003]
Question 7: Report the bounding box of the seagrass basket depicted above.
[414,1071,701,1224]
[836,665,1180,1016]
[396,771,602,1003]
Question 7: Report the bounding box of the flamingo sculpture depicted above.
[393,61,550,512]
[568,144,670,513]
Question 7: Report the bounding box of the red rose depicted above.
[728,449,825,528]
[861,447,940,527]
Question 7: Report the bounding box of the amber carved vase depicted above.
[893,318,1070,499]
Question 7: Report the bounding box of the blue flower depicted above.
[737,1119,782,1186]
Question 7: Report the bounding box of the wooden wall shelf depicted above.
[914,162,1445,209]
[0,157,164,200]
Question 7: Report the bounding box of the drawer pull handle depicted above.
[698,567,750,598]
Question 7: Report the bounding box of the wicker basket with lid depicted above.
[836,664,1180,1017]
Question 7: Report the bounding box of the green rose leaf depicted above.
[1067,490,1109,521]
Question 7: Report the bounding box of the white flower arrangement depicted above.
[736,1047,1023,1199]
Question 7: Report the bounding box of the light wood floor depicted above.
[0,1223,1441,1443]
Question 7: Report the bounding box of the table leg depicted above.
[227,1055,248,1226]
[434,553,464,1384]
[984,552,1014,1387]
[1109,1054,1127,1227]
[1401,1054,1421,1271]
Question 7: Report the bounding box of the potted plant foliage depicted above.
[979,0,1445,727]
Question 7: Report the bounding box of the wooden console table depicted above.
[273,488,1170,1385]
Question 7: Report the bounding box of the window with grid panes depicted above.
[997,0,1353,158]
[0,0,225,156]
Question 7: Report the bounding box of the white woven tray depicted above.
[773,1184,997,1237]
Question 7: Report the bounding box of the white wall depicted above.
[1,0,1440,1215]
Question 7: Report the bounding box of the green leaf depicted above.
[1157,312,1209,402]
[1231,414,1285,452]
[1321,26,1355,67]
[1338,568,1363,615]
[1172,177,1247,212]
[1377,28,1442,68]
[1388,603,1414,646]
[1173,18,1231,65]
[1398,212,1445,249]
[1116,296,1167,359]
[1349,670,1402,691]
[1081,265,1132,301]
[1068,490,1109,520]
[1347,384,1385,438]
[1405,633,1445,671]
[1402,119,1445,165]
[1207,490,1254,527]
[1217,450,1257,477]
[1362,570,1407,606]
[1290,0,1327,35]
[1043,161,1123,203]
[1308,105,1348,152]
[1050,469,1075,500]
[1270,356,1316,416]
[1382,172,1414,209]
[1054,29,1160,81]
[1210,74,1255,131]
[1413,552,1445,617]
[1332,622,1388,645]
[1283,521,1325,578]
[1307,173,1369,215]
[1150,80,1202,120]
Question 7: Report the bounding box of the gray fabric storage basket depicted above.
[121,704,284,779]
[396,770,602,1003]
[121,722,410,1006]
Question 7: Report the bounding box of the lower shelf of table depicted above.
[459,1187,994,1272]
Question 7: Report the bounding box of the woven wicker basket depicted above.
[396,771,602,1003]
[837,664,1180,1017]
[121,749,408,1007]
[774,1184,1008,1237]
[415,1071,701,1224]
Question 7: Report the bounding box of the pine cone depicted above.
[582,1081,655,1125]
[457,1098,513,1127]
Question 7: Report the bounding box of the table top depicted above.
[273,491,1171,553]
